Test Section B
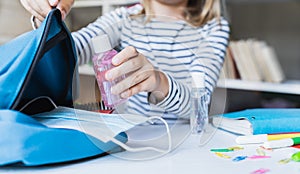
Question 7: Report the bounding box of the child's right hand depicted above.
[20,0,74,22]
[105,46,169,104]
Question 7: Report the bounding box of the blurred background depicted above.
[1,0,299,114]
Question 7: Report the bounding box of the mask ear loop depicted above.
[109,116,172,154]
[19,96,58,112]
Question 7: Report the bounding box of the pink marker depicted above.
[248,155,271,160]
[251,168,270,174]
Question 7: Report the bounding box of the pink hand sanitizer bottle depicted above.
[92,34,127,108]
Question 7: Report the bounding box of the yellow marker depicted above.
[236,133,300,144]
[278,158,291,164]
[215,152,231,159]
[228,146,244,151]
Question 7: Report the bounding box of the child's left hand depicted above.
[105,46,169,103]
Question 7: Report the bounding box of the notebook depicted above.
[211,108,300,135]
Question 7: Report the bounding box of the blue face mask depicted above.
[0,106,171,166]
[0,109,125,166]
[33,106,172,154]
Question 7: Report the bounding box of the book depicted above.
[229,41,250,81]
[220,47,240,79]
[238,40,262,81]
[222,39,285,83]
[258,44,285,83]
[211,108,300,135]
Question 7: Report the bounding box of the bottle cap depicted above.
[191,72,205,88]
[91,34,112,53]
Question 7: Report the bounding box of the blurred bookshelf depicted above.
[224,0,300,81]
[211,0,300,113]
[218,0,300,93]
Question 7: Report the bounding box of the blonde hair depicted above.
[140,0,221,27]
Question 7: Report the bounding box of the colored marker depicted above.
[210,146,243,152]
[248,155,271,159]
[263,137,300,149]
[214,152,231,159]
[278,158,291,164]
[228,146,244,151]
[210,148,233,152]
[232,156,247,162]
[250,168,270,174]
[236,133,300,144]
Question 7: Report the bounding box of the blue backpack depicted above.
[0,9,127,166]
[0,9,77,113]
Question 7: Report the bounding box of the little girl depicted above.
[21,0,230,119]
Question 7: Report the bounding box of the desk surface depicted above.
[1,124,300,174]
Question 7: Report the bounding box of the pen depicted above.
[263,137,300,149]
[236,133,300,144]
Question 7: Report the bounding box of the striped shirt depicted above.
[72,4,230,118]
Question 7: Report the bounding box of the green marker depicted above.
[210,148,234,152]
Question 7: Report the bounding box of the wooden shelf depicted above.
[217,79,300,95]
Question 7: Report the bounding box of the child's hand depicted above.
[20,0,73,21]
[54,0,74,20]
[105,46,169,103]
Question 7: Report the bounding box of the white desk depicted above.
[1,124,300,174]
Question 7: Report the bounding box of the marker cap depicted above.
[292,137,300,144]
[263,138,294,149]
[236,134,268,144]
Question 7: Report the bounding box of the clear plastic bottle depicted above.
[190,72,209,134]
[91,34,127,108]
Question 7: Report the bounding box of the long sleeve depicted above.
[155,18,230,118]
[71,7,128,65]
